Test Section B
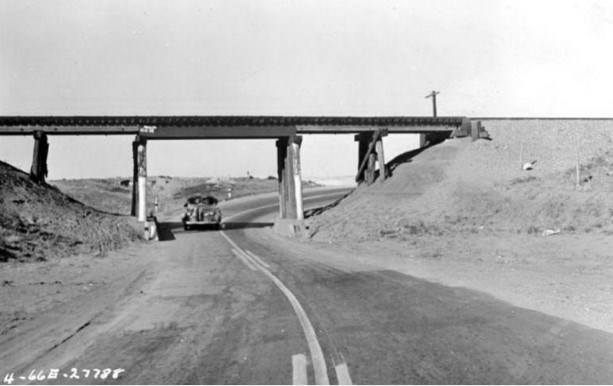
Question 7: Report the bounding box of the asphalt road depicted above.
[223,189,613,384]
[4,188,613,384]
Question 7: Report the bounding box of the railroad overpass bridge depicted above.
[0,116,483,222]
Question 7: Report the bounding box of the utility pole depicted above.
[425,90,440,117]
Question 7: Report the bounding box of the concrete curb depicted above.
[272,219,310,238]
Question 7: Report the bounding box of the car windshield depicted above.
[187,196,218,205]
[187,197,202,205]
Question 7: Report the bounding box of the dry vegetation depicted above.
[0,162,141,262]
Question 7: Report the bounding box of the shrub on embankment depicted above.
[307,119,613,242]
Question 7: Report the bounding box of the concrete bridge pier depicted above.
[419,133,427,148]
[375,135,387,180]
[355,129,388,185]
[290,136,304,220]
[30,131,49,184]
[356,133,369,184]
[131,138,138,217]
[276,138,288,218]
[131,136,147,221]
[276,135,303,220]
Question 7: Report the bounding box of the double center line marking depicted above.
[220,219,352,385]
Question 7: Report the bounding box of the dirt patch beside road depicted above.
[0,241,152,337]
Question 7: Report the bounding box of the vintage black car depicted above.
[182,195,222,230]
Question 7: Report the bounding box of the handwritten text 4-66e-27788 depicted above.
[3,368,125,384]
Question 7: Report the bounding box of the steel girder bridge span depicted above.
[0,116,482,222]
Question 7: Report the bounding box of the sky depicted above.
[1,0,612,180]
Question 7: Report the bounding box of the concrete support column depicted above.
[356,129,387,186]
[419,133,427,148]
[284,139,296,219]
[290,136,304,220]
[277,135,303,220]
[355,131,378,186]
[131,137,139,217]
[30,131,49,184]
[276,137,288,218]
[471,120,482,141]
[355,133,369,184]
[136,138,147,222]
[375,137,387,181]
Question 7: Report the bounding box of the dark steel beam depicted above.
[296,125,455,133]
[0,124,456,136]
[0,116,466,137]
[0,125,298,138]
[0,115,466,126]
[0,125,139,135]
[139,125,297,139]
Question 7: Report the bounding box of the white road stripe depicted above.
[292,354,308,385]
[246,250,271,268]
[231,248,258,271]
[234,247,261,268]
[255,261,330,385]
[220,231,330,385]
[334,363,353,385]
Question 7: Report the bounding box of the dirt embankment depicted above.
[308,120,613,241]
[0,162,141,262]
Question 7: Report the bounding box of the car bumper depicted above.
[183,219,220,225]
[182,215,221,225]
